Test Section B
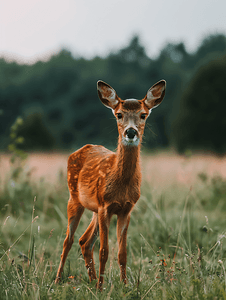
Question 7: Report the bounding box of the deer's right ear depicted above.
[144,80,166,110]
[97,81,119,109]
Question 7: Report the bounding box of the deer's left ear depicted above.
[97,80,119,109]
[144,80,166,110]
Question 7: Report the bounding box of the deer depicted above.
[55,79,166,289]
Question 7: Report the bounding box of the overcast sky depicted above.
[1,0,226,63]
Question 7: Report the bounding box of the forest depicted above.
[1,33,226,154]
[1,34,226,299]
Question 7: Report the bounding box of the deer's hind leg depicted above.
[55,197,84,283]
[79,212,99,281]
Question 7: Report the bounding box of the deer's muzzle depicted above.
[125,128,137,139]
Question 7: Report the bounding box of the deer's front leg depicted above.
[117,213,131,284]
[98,207,110,290]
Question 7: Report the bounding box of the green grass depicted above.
[1,156,226,299]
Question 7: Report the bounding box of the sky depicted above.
[1,0,226,63]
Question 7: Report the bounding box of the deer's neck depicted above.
[114,138,141,183]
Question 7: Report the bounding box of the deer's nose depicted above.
[126,128,137,139]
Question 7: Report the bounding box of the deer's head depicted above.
[97,80,166,147]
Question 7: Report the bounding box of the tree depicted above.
[1,33,226,152]
[195,34,226,61]
[172,55,226,154]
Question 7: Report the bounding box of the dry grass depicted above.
[0,152,68,183]
[142,152,226,188]
[1,151,226,299]
[1,151,226,187]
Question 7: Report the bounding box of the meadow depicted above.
[1,152,226,299]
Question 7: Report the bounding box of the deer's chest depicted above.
[103,177,141,207]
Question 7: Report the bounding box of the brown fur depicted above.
[55,80,166,289]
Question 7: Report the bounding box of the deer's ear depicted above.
[144,80,166,110]
[97,80,119,109]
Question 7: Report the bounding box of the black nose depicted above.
[126,128,137,139]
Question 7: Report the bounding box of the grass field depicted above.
[1,152,226,299]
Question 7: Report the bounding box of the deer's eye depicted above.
[116,113,122,119]
[141,114,147,120]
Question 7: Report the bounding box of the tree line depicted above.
[1,34,226,154]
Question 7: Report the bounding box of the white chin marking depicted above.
[122,136,139,147]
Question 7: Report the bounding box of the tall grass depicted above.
[1,154,226,299]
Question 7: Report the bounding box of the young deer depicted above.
[55,80,166,289]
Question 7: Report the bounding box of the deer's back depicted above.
[67,144,116,212]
